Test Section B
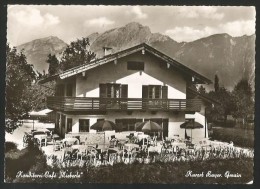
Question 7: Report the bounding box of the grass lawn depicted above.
[211,127,254,148]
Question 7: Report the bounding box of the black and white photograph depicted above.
[4,5,255,184]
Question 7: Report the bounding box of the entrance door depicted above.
[67,118,72,133]
[61,115,66,138]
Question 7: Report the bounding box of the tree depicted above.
[6,44,36,132]
[232,79,254,125]
[46,54,59,75]
[214,74,219,92]
[198,85,206,95]
[208,87,236,125]
[60,37,96,71]
[26,81,55,111]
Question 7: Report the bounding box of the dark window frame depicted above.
[115,118,143,131]
[67,118,73,133]
[100,83,128,98]
[143,85,168,99]
[79,119,90,132]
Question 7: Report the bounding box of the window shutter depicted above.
[142,85,149,99]
[99,84,107,98]
[162,86,168,99]
[121,85,128,98]
[142,85,148,109]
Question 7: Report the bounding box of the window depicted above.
[67,118,72,133]
[127,61,144,71]
[97,118,104,122]
[99,83,128,98]
[115,118,143,131]
[79,119,89,132]
[142,85,168,99]
[66,84,73,96]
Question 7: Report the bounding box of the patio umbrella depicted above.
[29,110,47,131]
[135,120,163,132]
[135,121,162,145]
[91,120,117,145]
[91,120,117,131]
[180,120,203,142]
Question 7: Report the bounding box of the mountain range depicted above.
[17,22,255,90]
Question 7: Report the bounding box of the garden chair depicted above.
[53,140,63,151]
[36,135,48,147]
[109,138,118,148]
[76,148,87,160]
[164,142,173,154]
[99,149,109,165]
[108,151,118,165]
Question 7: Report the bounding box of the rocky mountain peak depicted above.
[17,36,67,73]
[16,22,255,89]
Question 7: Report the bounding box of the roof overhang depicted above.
[38,43,212,84]
[187,87,220,105]
[38,74,59,84]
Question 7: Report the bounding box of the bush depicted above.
[10,158,253,184]
[5,142,47,182]
[211,127,254,148]
[5,142,17,153]
[213,120,236,128]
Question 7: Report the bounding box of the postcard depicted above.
[4,5,255,184]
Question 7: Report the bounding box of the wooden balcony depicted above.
[47,97,202,113]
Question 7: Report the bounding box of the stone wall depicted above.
[65,132,105,145]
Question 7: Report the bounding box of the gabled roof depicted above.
[39,43,212,84]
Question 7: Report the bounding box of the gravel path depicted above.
[5,120,54,150]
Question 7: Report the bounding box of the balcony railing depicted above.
[47,97,202,112]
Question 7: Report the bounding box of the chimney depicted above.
[103,47,113,56]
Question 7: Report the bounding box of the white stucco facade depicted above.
[53,50,209,139]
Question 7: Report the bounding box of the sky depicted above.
[7,5,256,46]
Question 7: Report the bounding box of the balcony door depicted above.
[142,85,168,109]
[99,83,128,109]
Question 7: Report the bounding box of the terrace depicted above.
[46,97,202,112]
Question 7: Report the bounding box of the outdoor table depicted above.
[148,145,161,156]
[137,134,149,141]
[71,144,87,150]
[71,145,88,160]
[124,143,139,150]
[118,140,128,149]
[62,138,79,147]
[97,144,109,152]
[172,142,186,147]
[52,134,60,141]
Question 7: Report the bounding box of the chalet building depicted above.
[40,43,213,139]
